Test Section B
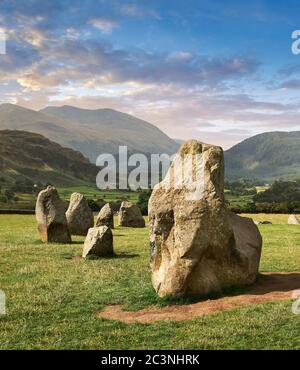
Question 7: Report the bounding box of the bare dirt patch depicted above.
[97,272,300,323]
[72,255,84,261]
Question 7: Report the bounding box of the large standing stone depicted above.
[288,214,300,224]
[66,192,94,235]
[119,201,145,228]
[96,203,114,229]
[149,140,262,298]
[82,226,113,258]
[35,186,71,243]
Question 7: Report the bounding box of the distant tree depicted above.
[254,180,300,203]
[137,190,152,215]
[11,179,44,194]
[87,199,101,212]
[0,195,8,203]
[225,179,257,196]
[4,189,15,201]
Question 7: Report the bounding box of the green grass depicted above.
[0,214,299,349]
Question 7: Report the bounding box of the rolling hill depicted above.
[225,131,300,181]
[0,130,98,186]
[0,104,179,163]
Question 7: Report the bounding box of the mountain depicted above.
[0,130,98,186]
[225,131,300,181]
[173,139,185,145]
[5,103,300,182]
[0,104,178,163]
[40,105,179,161]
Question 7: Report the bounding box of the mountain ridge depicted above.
[0,103,179,163]
[2,104,300,182]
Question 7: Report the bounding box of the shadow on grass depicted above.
[123,272,300,311]
[33,239,44,245]
[33,239,83,245]
[86,252,140,260]
[63,251,139,260]
[125,288,238,311]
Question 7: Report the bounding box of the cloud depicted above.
[120,4,144,17]
[278,79,300,90]
[0,24,260,91]
[119,3,160,19]
[278,64,300,77]
[1,0,300,150]
[88,18,118,34]
[14,82,299,149]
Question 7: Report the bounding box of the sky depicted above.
[1,0,300,148]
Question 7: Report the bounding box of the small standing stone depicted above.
[35,186,71,243]
[119,201,145,228]
[96,203,114,229]
[82,226,113,258]
[288,214,300,224]
[66,192,94,236]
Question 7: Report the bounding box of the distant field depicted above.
[225,194,253,207]
[3,185,264,210]
[0,214,299,349]
[242,213,290,224]
[57,186,139,203]
[5,186,252,209]
[256,186,270,193]
[0,186,139,210]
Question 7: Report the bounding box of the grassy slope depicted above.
[225,131,300,181]
[0,214,299,349]
[0,130,98,186]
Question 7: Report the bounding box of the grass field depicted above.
[225,194,254,207]
[4,185,256,210]
[57,186,139,203]
[0,214,299,349]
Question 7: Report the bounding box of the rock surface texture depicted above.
[82,226,113,258]
[119,201,145,228]
[36,186,71,243]
[96,203,114,229]
[66,192,94,235]
[288,214,300,224]
[149,140,262,298]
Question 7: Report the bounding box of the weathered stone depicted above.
[149,140,262,298]
[96,203,114,229]
[82,226,113,258]
[66,192,94,235]
[288,214,300,224]
[35,186,71,243]
[119,201,145,228]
